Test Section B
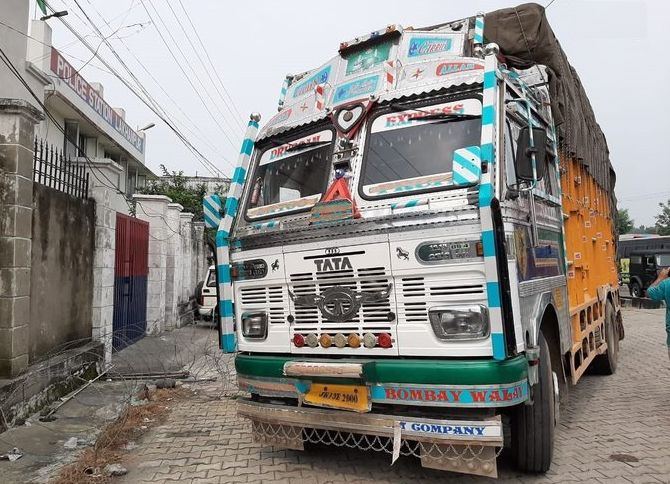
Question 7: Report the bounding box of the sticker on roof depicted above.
[333,74,380,104]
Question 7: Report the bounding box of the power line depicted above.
[139,0,242,151]
[43,0,227,177]
[546,0,559,9]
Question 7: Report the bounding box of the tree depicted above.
[616,208,634,235]
[138,165,214,221]
[655,199,670,235]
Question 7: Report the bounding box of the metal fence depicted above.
[33,138,89,199]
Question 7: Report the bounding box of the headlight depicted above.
[429,305,489,340]
[241,311,268,339]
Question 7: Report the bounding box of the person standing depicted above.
[645,267,670,359]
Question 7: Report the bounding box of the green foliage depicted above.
[138,165,211,221]
[632,225,658,235]
[655,199,670,236]
[615,208,634,235]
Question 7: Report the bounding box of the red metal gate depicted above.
[113,213,149,351]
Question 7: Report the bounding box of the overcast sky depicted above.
[38,0,668,225]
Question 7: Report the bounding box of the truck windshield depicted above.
[246,129,333,219]
[361,99,481,198]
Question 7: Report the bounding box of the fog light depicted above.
[363,332,376,348]
[306,333,319,348]
[378,332,393,348]
[334,333,346,348]
[347,333,361,348]
[293,334,305,348]
[429,305,489,340]
[319,334,332,348]
[241,311,268,339]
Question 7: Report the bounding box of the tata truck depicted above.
[224,3,621,478]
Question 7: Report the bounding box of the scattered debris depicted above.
[156,378,176,389]
[0,447,23,462]
[63,437,79,450]
[609,453,640,464]
[122,441,137,451]
[103,464,128,477]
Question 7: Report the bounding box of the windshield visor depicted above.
[246,130,333,219]
[361,99,482,198]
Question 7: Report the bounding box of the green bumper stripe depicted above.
[235,354,527,385]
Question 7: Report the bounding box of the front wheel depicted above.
[512,332,555,473]
[629,281,643,298]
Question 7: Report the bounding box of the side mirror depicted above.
[451,145,481,187]
[515,127,547,182]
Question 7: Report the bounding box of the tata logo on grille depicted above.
[314,257,352,272]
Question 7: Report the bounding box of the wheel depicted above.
[629,281,642,298]
[591,301,619,375]
[512,332,555,473]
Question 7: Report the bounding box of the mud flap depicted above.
[421,444,498,478]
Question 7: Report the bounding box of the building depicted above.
[26,20,156,200]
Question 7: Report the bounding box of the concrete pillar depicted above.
[164,202,182,330]
[88,160,125,366]
[0,100,43,377]
[134,194,170,334]
[192,221,206,290]
[179,213,194,312]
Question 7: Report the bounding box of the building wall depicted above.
[29,184,95,361]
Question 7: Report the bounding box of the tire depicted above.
[630,281,642,298]
[512,332,555,473]
[591,301,619,375]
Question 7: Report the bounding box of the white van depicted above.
[196,265,217,321]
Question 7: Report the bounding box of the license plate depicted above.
[304,383,370,413]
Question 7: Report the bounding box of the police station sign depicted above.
[50,48,145,154]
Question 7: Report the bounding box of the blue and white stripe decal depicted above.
[452,146,481,186]
[203,194,222,229]
[474,14,484,45]
[216,115,260,353]
[278,76,290,109]
[479,53,505,361]
[391,198,428,209]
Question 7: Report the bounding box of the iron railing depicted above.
[33,138,89,199]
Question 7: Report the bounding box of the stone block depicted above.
[0,353,28,378]
[0,325,29,358]
[0,296,30,328]
[2,174,33,206]
[0,267,30,297]
[0,143,33,179]
[0,204,32,238]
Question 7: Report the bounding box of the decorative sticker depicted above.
[292,65,332,98]
[247,193,322,219]
[259,130,333,166]
[435,61,484,76]
[365,172,452,196]
[405,33,464,59]
[370,99,481,133]
[265,108,292,128]
[332,75,380,104]
[345,41,392,76]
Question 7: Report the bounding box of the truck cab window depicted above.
[360,99,482,198]
[246,129,333,219]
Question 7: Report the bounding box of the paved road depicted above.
[121,308,670,483]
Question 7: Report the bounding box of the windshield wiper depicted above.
[285,141,330,152]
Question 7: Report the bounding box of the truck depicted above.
[215,3,623,478]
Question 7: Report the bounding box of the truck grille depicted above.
[239,286,285,324]
[289,266,394,334]
[397,276,486,323]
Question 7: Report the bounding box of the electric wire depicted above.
[42,0,228,177]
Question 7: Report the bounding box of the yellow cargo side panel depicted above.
[560,154,618,369]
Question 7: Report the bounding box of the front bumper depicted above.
[238,399,503,477]
[236,353,529,408]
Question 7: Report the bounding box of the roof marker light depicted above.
[306,333,319,348]
[319,334,332,348]
[378,333,393,349]
[334,333,347,348]
[363,332,377,349]
[293,334,305,348]
[347,333,361,348]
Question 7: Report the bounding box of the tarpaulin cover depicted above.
[484,3,615,196]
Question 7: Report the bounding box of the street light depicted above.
[40,10,68,21]
[138,123,156,132]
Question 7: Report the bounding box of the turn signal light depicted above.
[306,333,319,348]
[476,241,484,257]
[334,333,347,348]
[378,333,393,348]
[293,334,305,348]
[319,334,332,348]
[347,333,361,348]
[363,332,376,349]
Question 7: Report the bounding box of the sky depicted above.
[36,0,669,226]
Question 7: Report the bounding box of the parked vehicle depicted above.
[196,266,217,321]
[626,251,670,297]
[219,4,622,478]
